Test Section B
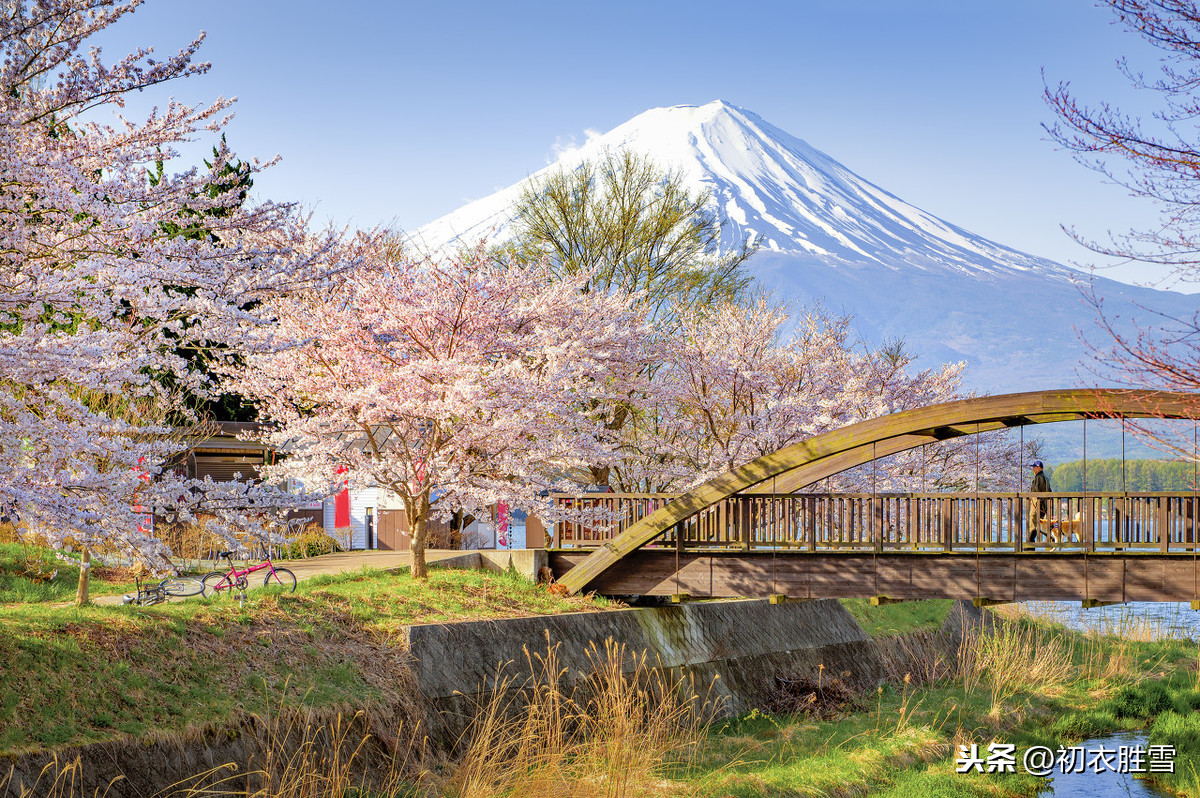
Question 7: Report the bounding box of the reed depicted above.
[1,640,715,798]
[443,639,717,798]
[957,619,1074,705]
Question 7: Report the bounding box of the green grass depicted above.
[680,608,1200,798]
[0,543,139,603]
[0,565,609,753]
[840,597,956,637]
[5,545,1200,798]
[689,683,1043,798]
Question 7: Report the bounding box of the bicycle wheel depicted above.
[263,567,296,593]
[160,576,205,597]
[201,571,235,597]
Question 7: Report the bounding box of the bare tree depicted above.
[1046,0,1200,454]
[509,149,756,326]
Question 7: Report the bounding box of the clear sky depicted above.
[92,0,1191,288]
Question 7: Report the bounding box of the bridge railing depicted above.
[549,492,1200,553]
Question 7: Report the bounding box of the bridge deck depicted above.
[548,550,1200,603]
[549,491,1200,600]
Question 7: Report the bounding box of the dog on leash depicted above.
[1028,500,1083,545]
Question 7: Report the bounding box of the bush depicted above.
[285,525,342,559]
[1049,709,1120,740]
[1104,681,1175,720]
[1151,710,1200,755]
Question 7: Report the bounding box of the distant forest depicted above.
[1048,459,1199,492]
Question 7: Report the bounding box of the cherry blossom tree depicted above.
[608,299,1026,493]
[231,241,657,578]
[1,0,338,582]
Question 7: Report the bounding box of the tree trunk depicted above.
[75,546,90,607]
[410,491,431,580]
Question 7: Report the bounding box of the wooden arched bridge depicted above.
[547,389,1200,606]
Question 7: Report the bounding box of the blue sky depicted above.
[95,0,1185,287]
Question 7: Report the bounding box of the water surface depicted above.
[1038,733,1169,797]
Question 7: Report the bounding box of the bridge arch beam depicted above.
[557,389,1200,595]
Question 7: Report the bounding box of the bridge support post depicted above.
[769,594,807,605]
[1082,599,1122,609]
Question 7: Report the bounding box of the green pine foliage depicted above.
[1048,459,1199,491]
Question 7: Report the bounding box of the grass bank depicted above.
[689,605,1200,798]
[5,545,1200,797]
[0,542,140,603]
[19,604,1193,798]
[840,597,956,637]
[0,563,609,753]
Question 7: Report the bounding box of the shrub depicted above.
[1049,709,1120,740]
[286,525,342,559]
[1151,710,1200,755]
[1104,682,1174,720]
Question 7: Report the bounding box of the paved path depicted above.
[278,548,469,580]
[96,549,470,606]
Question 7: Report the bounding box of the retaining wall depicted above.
[403,597,890,744]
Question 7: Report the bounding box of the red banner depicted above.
[497,502,510,548]
[334,465,350,528]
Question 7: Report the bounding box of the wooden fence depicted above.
[549,492,1200,553]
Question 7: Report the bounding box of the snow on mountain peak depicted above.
[409,101,1200,401]
[412,100,1074,282]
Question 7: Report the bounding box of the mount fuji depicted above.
[411,100,1199,393]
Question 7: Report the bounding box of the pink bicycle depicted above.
[202,550,296,596]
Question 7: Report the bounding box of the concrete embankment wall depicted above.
[4,598,977,797]
[404,598,891,744]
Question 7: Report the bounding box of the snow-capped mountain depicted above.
[412,100,1199,394]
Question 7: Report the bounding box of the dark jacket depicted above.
[1030,470,1052,529]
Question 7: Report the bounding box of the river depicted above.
[1038,733,1170,797]
[1013,600,1200,640]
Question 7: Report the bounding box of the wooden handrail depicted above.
[549,491,1200,556]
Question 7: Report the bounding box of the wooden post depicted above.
[1187,497,1196,547]
[814,496,823,552]
[1084,495,1094,553]
[1016,496,1026,551]
[942,498,953,551]
[1160,497,1171,553]
[873,497,884,552]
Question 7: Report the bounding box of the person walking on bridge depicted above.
[1028,460,1051,542]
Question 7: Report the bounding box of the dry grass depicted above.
[1,640,716,798]
[957,619,1075,709]
[442,640,718,798]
